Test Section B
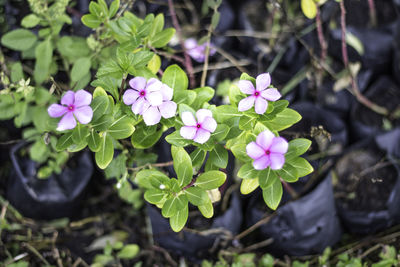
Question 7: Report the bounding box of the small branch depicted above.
[167,0,195,88]
[316,5,327,62]
[119,75,127,99]
[152,245,178,267]
[182,177,196,191]
[127,161,174,172]
[367,0,377,27]
[214,46,250,74]
[234,213,276,240]
[23,243,51,266]
[200,26,213,87]
[241,238,274,252]
[281,179,299,200]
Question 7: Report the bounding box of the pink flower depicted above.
[123,77,177,126]
[238,73,281,114]
[180,109,217,144]
[48,90,93,131]
[184,38,216,63]
[246,130,288,170]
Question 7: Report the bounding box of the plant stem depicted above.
[127,161,174,172]
[119,75,126,99]
[367,0,377,27]
[167,0,195,88]
[200,26,212,87]
[316,5,327,62]
[281,179,299,199]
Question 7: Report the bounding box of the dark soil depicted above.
[334,149,397,211]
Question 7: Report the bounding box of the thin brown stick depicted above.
[234,213,276,240]
[127,161,174,172]
[281,179,299,199]
[316,5,327,62]
[167,0,195,88]
[152,245,178,267]
[242,238,274,252]
[214,46,250,74]
[200,27,213,87]
[367,0,377,27]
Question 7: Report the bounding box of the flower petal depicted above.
[254,97,268,114]
[269,137,288,154]
[161,84,173,101]
[61,91,75,106]
[196,109,213,124]
[261,88,281,101]
[238,96,255,112]
[146,91,163,106]
[256,130,275,150]
[129,77,147,91]
[193,128,211,144]
[123,89,140,105]
[269,153,285,170]
[246,142,265,159]
[256,73,271,91]
[201,117,217,133]
[48,104,68,118]
[184,38,197,49]
[74,106,93,124]
[146,78,162,92]
[180,126,197,140]
[253,155,270,170]
[143,106,161,126]
[181,111,197,126]
[238,80,255,94]
[131,97,148,115]
[159,101,177,118]
[57,112,76,131]
[74,90,92,107]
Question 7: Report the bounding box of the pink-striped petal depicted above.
[129,77,147,91]
[269,153,285,170]
[123,89,140,105]
[261,88,281,101]
[256,73,271,91]
[146,78,162,92]
[193,128,211,144]
[161,84,173,101]
[238,96,255,112]
[196,109,213,124]
[143,106,161,126]
[253,155,270,170]
[238,80,255,95]
[180,126,197,140]
[246,142,265,159]
[159,101,177,119]
[181,111,197,126]
[131,97,148,115]
[146,91,163,106]
[254,97,268,114]
[201,117,217,133]
[74,106,93,124]
[61,91,75,106]
[57,112,76,131]
[256,130,274,150]
[269,137,288,154]
[74,90,92,107]
[48,104,68,118]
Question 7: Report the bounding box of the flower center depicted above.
[196,123,201,129]
[140,90,146,96]
[67,105,75,111]
[265,150,271,155]
[254,91,260,97]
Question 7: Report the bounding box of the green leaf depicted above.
[67,140,88,152]
[237,163,258,179]
[109,0,120,18]
[165,131,192,147]
[96,60,123,79]
[81,14,102,28]
[144,189,166,204]
[149,13,164,37]
[136,169,170,189]
[56,132,74,151]
[174,90,197,105]
[211,11,220,29]
[71,57,91,82]
[10,62,24,82]
[239,116,256,131]
[171,146,193,187]
[211,124,230,142]
[89,2,102,17]
[21,14,41,28]
[95,133,114,169]
[147,54,161,74]
[170,205,188,232]
[262,108,302,131]
[72,123,89,143]
[215,105,241,123]
[137,14,154,37]
[91,77,119,100]
[301,0,317,19]
[230,143,249,162]
[108,116,135,139]
[208,144,228,169]
[92,114,113,131]
[240,178,259,195]
[162,65,188,92]
[161,194,188,218]
[195,170,226,190]
[117,244,139,259]
[131,124,162,149]
[346,31,364,56]
[29,140,49,163]
[262,178,282,210]
[87,130,102,152]
[91,95,109,121]
[192,87,215,109]
[259,167,278,189]
[290,157,313,177]
[34,38,53,84]
[1,29,37,51]
[198,199,214,218]
[185,187,208,206]
[277,163,298,183]
[287,138,311,158]
[190,148,206,169]
[150,28,175,48]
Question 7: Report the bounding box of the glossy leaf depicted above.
[171,146,193,187]
[262,178,282,210]
[195,171,226,190]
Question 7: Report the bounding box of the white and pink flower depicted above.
[180,109,217,144]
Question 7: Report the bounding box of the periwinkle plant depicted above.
[0,0,313,232]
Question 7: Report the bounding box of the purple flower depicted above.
[48,90,93,131]
[246,130,288,170]
[180,109,217,144]
[184,38,216,63]
[238,73,281,114]
[123,77,177,126]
